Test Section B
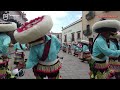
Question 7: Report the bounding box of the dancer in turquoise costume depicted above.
[89,19,120,79]
[14,42,27,51]
[62,43,67,52]
[72,43,81,56]
[0,20,17,79]
[79,40,91,62]
[14,15,62,79]
[108,32,120,79]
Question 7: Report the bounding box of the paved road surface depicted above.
[8,47,90,79]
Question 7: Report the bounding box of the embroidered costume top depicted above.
[14,42,27,51]
[25,35,61,69]
[82,44,89,52]
[92,35,120,61]
[0,33,11,56]
[109,40,118,50]
[72,44,82,52]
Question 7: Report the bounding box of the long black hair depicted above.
[110,38,119,50]
[91,18,107,54]
[91,33,100,54]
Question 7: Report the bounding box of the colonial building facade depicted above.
[62,19,82,44]
[50,32,62,43]
[82,11,120,42]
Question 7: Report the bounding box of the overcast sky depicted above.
[23,11,82,33]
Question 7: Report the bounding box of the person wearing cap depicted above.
[79,40,91,62]
[14,15,62,79]
[89,19,120,79]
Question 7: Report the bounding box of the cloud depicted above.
[76,14,82,19]
[23,11,82,33]
[23,11,68,21]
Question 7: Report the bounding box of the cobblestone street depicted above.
[8,48,90,79]
[59,50,90,79]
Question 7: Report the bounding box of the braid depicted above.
[114,39,119,50]
[91,33,100,54]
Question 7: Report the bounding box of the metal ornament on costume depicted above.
[36,60,62,73]
[109,61,120,73]
[96,70,115,79]
[94,62,109,71]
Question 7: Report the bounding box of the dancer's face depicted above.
[101,32,111,39]
[110,31,117,37]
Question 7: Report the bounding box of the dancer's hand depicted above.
[2,55,8,59]
[15,62,26,69]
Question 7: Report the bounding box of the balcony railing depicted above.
[83,29,92,36]
[86,11,95,21]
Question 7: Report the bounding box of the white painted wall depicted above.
[62,19,82,44]
[51,33,62,43]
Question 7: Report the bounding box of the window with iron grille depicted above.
[71,33,75,41]
[57,34,59,38]
[77,31,81,39]
[64,35,67,42]
[87,25,90,31]
[86,11,95,21]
